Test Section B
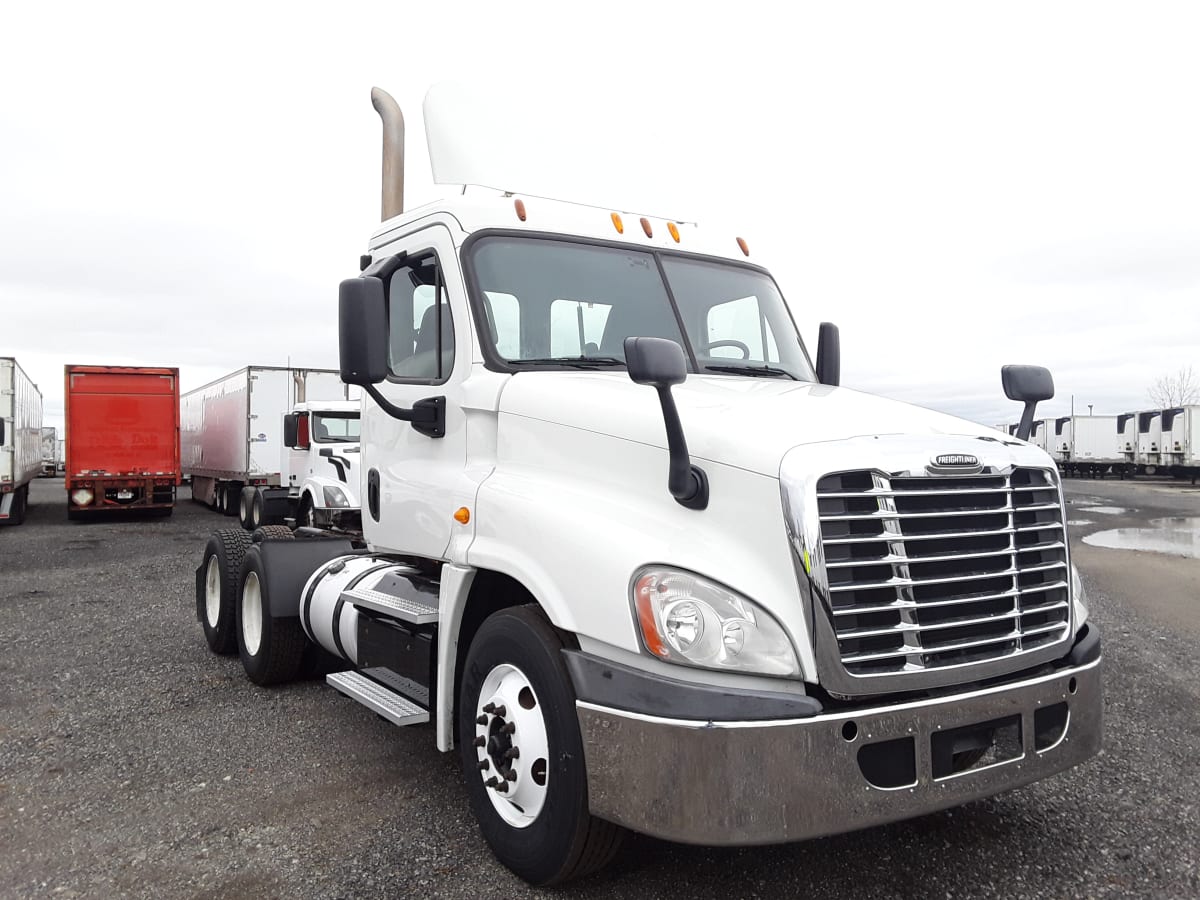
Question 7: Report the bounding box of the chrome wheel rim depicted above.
[473,663,549,827]
[241,571,264,656]
[204,556,221,627]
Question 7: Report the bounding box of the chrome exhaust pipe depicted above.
[371,87,404,221]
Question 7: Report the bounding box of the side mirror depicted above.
[816,322,840,386]
[1001,364,1054,442]
[339,276,389,386]
[623,337,708,510]
[283,413,300,449]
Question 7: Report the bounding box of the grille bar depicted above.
[817,466,1070,678]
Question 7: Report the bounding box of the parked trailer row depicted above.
[0,357,43,525]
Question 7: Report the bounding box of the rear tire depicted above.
[198,529,253,655]
[297,494,316,529]
[9,485,28,526]
[251,524,295,542]
[238,486,257,530]
[223,482,241,517]
[251,488,266,529]
[459,606,623,885]
[236,548,308,686]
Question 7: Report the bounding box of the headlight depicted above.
[322,486,350,507]
[71,488,94,507]
[632,567,799,676]
[1070,563,1089,628]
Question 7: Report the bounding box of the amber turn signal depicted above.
[454,507,471,524]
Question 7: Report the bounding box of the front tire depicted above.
[458,606,623,885]
[197,529,253,654]
[236,548,308,686]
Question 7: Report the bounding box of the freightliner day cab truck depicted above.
[1,356,43,526]
[181,366,361,531]
[195,86,1103,885]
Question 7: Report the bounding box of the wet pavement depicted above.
[1083,515,1200,560]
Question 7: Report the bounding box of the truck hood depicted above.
[497,373,1010,477]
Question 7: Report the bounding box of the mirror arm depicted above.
[1015,401,1039,443]
[363,385,446,439]
[653,386,709,510]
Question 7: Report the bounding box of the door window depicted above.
[387,254,454,382]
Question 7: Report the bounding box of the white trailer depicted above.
[1162,406,1200,481]
[1,357,43,525]
[1117,411,1137,469]
[39,426,58,476]
[1029,417,1053,452]
[1051,415,1125,478]
[182,366,360,525]
[1134,410,1165,474]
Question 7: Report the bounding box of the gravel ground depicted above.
[1,476,1198,899]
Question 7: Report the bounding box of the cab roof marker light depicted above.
[667,222,681,243]
[640,217,653,238]
[514,198,527,221]
[611,212,624,234]
[737,237,750,256]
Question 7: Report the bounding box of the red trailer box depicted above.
[64,365,181,518]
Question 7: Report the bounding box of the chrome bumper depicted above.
[577,657,1102,846]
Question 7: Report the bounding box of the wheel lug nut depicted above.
[506,770,517,782]
[495,782,509,793]
[485,776,498,788]
[483,703,496,714]
[472,736,486,748]
[501,722,516,735]
[504,748,520,760]
[478,760,489,771]
[493,705,506,717]
[476,714,488,725]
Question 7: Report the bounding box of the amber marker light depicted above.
[633,573,670,659]
[611,212,624,234]
[454,507,471,524]
[736,236,750,256]
[639,217,653,238]
[514,198,527,221]
[667,221,681,243]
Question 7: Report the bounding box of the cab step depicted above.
[326,670,430,726]
[341,584,438,625]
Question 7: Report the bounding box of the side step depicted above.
[341,584,438,624]
[327,670,430,726]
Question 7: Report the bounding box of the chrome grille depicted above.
[816,467,1070,676]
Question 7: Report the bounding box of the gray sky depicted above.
[3,1,1197,434]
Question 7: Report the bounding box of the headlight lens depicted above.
[1070,563,1089,628]
[632,567,799,676]
[71,488,94,507]
[322,486,350,507]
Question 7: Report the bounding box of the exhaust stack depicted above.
[371,87,404,221]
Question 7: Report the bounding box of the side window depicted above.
[705,295,778,362]
[387,255,454,382]
[549,299,613,356]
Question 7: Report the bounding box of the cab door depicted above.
[362,224,471,559]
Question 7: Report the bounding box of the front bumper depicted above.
[576,646,1102,846]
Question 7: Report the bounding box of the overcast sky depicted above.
[3,1,1197,435]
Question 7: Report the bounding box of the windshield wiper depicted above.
[509,356,626,369]
[703,364,799,380]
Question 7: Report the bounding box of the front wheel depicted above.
[458,606,623,885]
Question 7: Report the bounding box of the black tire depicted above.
[7,485,28,526]
[458,606,623,885]
[223,482,241,517]
[297,494,316,529]
[235,548,308,686]
[251,488,267,529]
[251,524,295,543]
[197,529,253,655]
[238,486,257,530]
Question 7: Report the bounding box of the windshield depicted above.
[311,412,360,443]
[467,236,816,380]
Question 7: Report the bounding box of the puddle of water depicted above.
[1067,519,1094,526]
[1082,517,1200,559]
[1077,506,1128,515]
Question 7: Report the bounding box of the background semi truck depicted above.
[65,365,181,519]
[181,366,361,528]
[194,86,1103,885]
[1,357,43,526]
[39,426,59,476]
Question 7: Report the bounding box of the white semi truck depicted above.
[182,367,362,531]
[1,357,43,526]
[195,87,1103,885]
[39,426,59,476]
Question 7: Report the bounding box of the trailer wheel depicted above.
[236,548,308,686]
[459,606,623,885]
[10,485,28,526]
[251,488,267,529]
[223,482,242,517]
[197,529,253,655]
